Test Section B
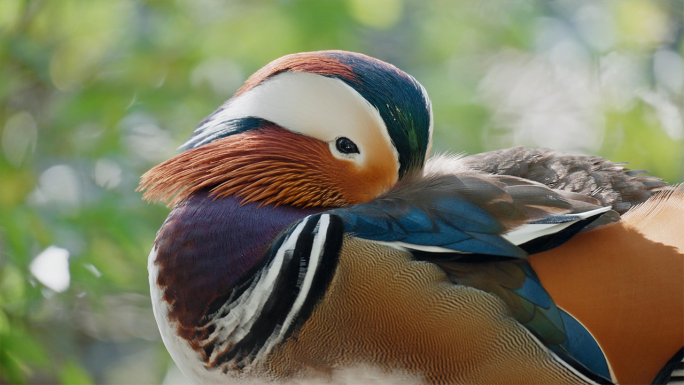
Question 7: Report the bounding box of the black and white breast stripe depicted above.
[667,359,684,385]
[198,214,343,372]
[657,348,684,385]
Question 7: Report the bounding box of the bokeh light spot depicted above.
[93,159,122,190]
[2,111,38,168]
[29,164,83,209]
[0,0,22,30]
[30,246,71,293]
[348,0,404,29]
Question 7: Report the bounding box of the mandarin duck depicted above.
[139,51,684,385]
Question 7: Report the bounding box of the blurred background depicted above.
[0,0,682,384]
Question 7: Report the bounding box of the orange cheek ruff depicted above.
[138,124,397,208]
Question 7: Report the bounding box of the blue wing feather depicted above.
[514,263,551,309]
[332,196,525,258]
[558,310,611,380]
[432,198,505,233]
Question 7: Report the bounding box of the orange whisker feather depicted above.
[138,125,353,208]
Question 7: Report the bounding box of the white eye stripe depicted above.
[185,71,399,169]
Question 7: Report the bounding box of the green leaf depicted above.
[59,360,94,385]
[0,264,26,313]
[0,349,29,384]
[0,308,10,334]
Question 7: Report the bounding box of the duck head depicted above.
[139,51,433,208]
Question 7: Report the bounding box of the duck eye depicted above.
[335,137,360,154]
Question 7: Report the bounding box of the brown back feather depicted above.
[461,147,668,214]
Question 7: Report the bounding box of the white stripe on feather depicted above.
[502,206,612,245]
[255,214,331,364]
[377,241,467,254]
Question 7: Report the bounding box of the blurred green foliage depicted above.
[0,0,682,384]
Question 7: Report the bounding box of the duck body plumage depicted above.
[141,51,683,385]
